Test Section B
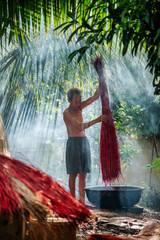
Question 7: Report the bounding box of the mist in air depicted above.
[0,20,159,193]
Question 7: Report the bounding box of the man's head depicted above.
[67,88,81,109]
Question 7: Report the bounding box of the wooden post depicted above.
[149,133,159,187]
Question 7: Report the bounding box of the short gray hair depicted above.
[67,88,81,100]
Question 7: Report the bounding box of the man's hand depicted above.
[97,115,108,123]
[93,87,100,100]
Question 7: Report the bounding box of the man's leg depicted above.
[78,173,86,204]
[69,174,77,198]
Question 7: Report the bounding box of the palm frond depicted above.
[0,0,88,43]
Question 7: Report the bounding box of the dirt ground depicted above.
[76,205,160,240]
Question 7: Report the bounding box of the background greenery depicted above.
[1,33,159,185]
[0,0,159,203]
[0,0,159,92]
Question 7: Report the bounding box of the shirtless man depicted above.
[63,87,107,204]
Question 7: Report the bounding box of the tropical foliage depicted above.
[1,33,158,179]
[0,0,69,44]
[0,0,160,93]
[145,158,160,179]
[1,33,160,138]
[0,32,100,134]
[56,0,160,94]
[0,0,160,184]
[139,185,160,211]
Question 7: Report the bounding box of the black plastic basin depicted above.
[84,186,144,209]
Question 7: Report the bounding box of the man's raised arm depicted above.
[81,87,100,109]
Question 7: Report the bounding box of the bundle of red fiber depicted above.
[93,56,121,184]
[0,154,90,225]
[88,234,125,240]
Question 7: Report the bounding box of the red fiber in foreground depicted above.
[93,56,121,183]
[88,234,124,240]
[0,154,90,225]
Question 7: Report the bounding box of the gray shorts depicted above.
[66,137,91,174]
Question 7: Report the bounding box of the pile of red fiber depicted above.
[93,56,121,184]
[0,154,90,225]
[88,233,125,240]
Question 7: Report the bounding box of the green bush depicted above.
[145,158,160,180]
[139,185,160,211]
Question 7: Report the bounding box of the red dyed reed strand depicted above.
[92,56,121,184]
[99,74,121,183]
[0,154,90,224]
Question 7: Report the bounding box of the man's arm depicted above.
[63,110,107,131]
[81,87,100,109]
